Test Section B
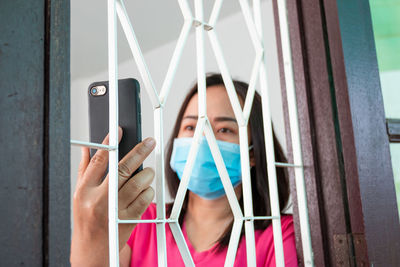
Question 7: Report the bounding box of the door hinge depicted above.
[334,233,368,267]
[352,233,368,267]
[334,234,351,267]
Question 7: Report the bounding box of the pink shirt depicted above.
[127,203,298,266]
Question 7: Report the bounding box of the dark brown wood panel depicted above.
[271,0,382,266]
[0,0,45,265]
[272,0,348,265]
[321,0,369,265]
[334,0,400,265]
[0,0,70,266]
[46,0,71,265]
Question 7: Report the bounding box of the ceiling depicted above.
[71,0,259,79]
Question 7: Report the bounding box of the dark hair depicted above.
[165,73,289,250]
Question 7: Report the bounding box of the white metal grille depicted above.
[71,0,314,266]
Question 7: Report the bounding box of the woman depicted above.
[70,74,298,266]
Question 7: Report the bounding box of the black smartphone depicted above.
[88,78,142,175]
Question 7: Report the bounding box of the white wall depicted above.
[71,0,286,208]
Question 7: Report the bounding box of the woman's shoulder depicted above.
[280,214,294,232]
[256,215,295,241]
[254,215,298,266]
[141,202,157,219]
[126,203,157,248]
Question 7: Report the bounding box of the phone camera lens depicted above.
[91,87,97,95]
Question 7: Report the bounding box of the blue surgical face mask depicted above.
[170,136,242,200]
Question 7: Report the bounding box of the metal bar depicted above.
[204,121,243,219]
[207,30,245,126]
[245,216,280,220]
[70,140,117,151]
[208,0,224,26]
[239,126,257,267]
[194,0,206,118]
[238,0,263,53]
[252,0,263,40]
[252,2,285,266]
[169,222,195,266]
[224,219,243,267]
[243,50,262,122]
[275,162,303,168]
[204,120,244,267]
[159,19,192,105]
[177,0,193,20]
[259,63,285,267]
[170,118,205,219]
[107,0,120,266]
[118,219,177,224]
[154,107,167,267]
[276,0,314,265]
[115,0,160,109]
[254,0,297,265]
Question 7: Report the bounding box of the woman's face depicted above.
[177,85,245,144]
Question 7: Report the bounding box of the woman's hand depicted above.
[70,128,156,267]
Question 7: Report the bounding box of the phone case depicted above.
[88,78,142,169]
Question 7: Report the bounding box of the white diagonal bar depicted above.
[169,118,206,267]
[253,0,286,265]
[243,50,263,122]
[159,19,193,105]
[208,0,224,27]
[238,0,263,53]
[170,118,205,219]
[154,107,167,267]
[177,0,193,19]
[169,222,195,266]
[224,219,243,267]
[116,0,160,109]
[207,30,246,126]
[276,0,314,265]
[107,0,119,266]
[239,126,257,267]
[204,120,243,219]
[70,140,117,151]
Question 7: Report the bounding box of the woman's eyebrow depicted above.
[182,115,198,120]
[183,115,237,123]
[214,116,237,123]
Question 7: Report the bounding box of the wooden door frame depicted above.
[0,0,70,266]
[273,0,400,266]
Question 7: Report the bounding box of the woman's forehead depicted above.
[183,85,241,118]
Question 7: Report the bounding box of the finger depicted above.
[117,137,156,189]
[122,187,154,220]
[118,167,155,210]
[82,127,123,187]
[77,147,90,179]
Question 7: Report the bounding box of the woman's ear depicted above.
[249,148,256,167]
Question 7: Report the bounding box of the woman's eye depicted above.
[218,128,231,133]
[185,125,195,131]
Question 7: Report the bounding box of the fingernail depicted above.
[143,137,155,148]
